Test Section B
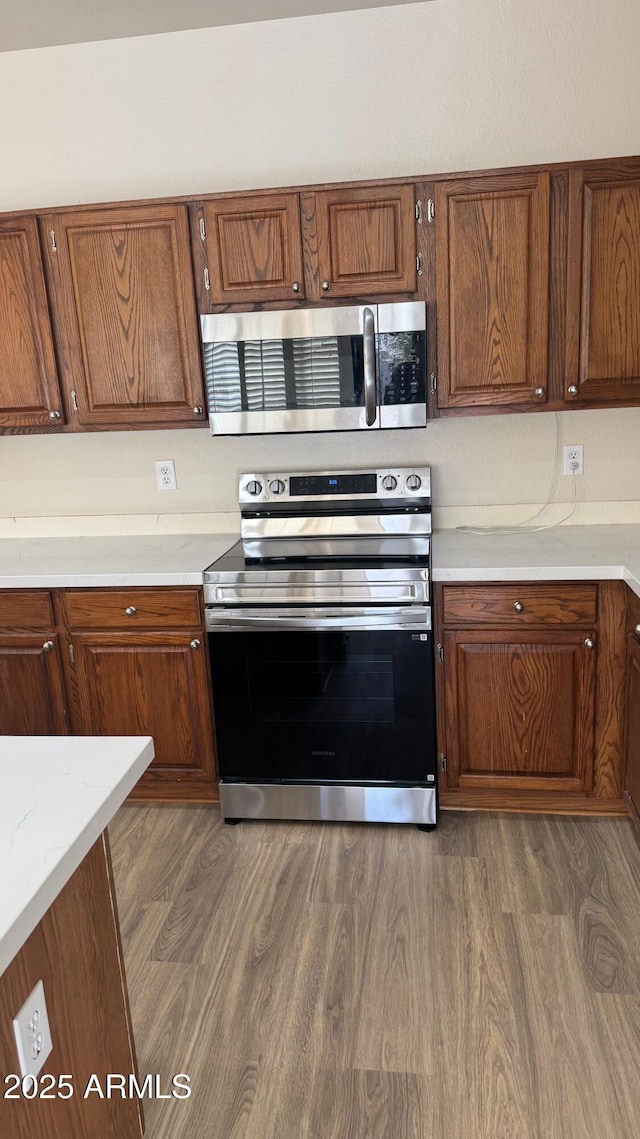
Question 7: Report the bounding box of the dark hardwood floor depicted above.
[109,807,640,1138]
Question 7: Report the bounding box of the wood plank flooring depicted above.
[109,807,640,1139]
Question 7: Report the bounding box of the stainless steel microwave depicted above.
[200,302,427,435]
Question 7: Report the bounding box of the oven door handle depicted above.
[363,306,377,427]
[205,606,431,632]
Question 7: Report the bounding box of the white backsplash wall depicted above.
[2,408,639,535]
[1,0,640,534]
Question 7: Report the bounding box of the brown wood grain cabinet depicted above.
[40,203,206,427]
[434,172,550,409]
[623,630,640,839]
[63,587,218,800]
[438,583,599,803]
[0,635,68,735]
[313,184,417,298]
[0,216,64,428]
[566,167,640,403]
[199,192,306,305]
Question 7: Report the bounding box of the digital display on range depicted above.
[290,473,377,496]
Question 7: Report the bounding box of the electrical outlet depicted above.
[563,444,584,476]
[155,459,177,491]
[13,979,53,1079]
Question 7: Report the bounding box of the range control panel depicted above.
[239,467,432,505]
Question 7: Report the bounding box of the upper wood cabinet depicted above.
[41,203,206,427]
[565,168,640,403]
[434,172,550,409]
[0,216,64,428]
[314,184,417,298]
[199,193,306,305]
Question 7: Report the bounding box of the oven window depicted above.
[248,654,395,723]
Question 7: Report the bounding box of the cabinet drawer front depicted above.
[65,588,202,628]
[0,591,53,630]
[442,584,597,627]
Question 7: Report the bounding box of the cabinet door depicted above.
[315,184,417,298]
[0,217,64,428]
[0,635,68,734]
[201,193,305,305]
[42,204,206,427]
[435,173,550,408]
[72,631,216,786]
[566,169,640,403]
[443,629,596,792]
[623,634,640,833]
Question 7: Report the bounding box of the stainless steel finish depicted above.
[199,216,206,241]
[415,199,423,224]
[201,304,378,343]
[71,390,78,412]
[322,280,330,291]
[382,475,398,490]
[204,267,210,291]
[48,410,61,419]
[205,605,432,632]
[292,281,301,293]
[241,512,432,541]
[238,535,431,561]
[209,406,378,436]
[190,638,201,649]
[208,579,429,605]
[514,601,524,612]
[205,561,429,589]
[377,301,426,333]
[584,637,595,649]
[50,230,57,253]
[193,406,204,414]
[220,782,437,825]
[416,252,424,275]
[363,306,377,427]
[535,387,545,397]
[42,640,54,652]
[238,465,431,505]
[568,385,578,395]
[379,402,427,429]
[427,199,435,223]
[125,606,137,616]
[406,473,422,491]
[246,479,263,496]
[268,479,285,494]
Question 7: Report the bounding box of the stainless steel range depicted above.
[203,467,436,829]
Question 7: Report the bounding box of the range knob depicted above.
[406,473,422,491]
[269,479,286,495]
[246,480,263,496]
[381,475,398,491]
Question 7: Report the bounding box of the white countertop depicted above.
[0,533,238,588]
[0,736,154,977]
[432,523,640,599]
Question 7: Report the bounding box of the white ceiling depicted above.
[0,0,430,53]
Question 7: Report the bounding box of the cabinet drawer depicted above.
[65,588,202,629]
[0,590,54,630]
[442,584,597,627]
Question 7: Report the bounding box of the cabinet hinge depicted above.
[416,252,424,276]
[415,199,423,224]
[50,229,57,253]
[440,753,447,772]
[426,198,435,224]
[430,372,437,395]
[68,643,75,666]
[71,390,78,412]
[437,642,444,663]
[204,267,210,292]
[199,216,206,242]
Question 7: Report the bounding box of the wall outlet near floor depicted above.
[13,979,53,1079]
[155,459,177,491]
[563,444,584,476]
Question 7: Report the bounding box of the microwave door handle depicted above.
[362,307,377,427]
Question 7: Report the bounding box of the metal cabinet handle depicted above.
[292,281,301,293]
[584,638,595,649]
[42,640,54,652]
[514,602,524,613]
[568,385,578,396]
[48,410,61,419]
[193,406,204,415]
[190,639,201,649]
[322,280,330,291]
[125,606,137,616]
[635,624,640,636]
[534,387,545,398]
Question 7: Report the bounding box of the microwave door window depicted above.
[244,340,287,410]
[292,336,363,410]
[204,341,243,412]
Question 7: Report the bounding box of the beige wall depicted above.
[1,0,640,534]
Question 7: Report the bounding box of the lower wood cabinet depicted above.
[623,631,640,837]
[0,634,68,735]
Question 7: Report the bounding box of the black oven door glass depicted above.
[209,628,436,784]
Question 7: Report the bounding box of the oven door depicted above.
[207,606,436,786]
